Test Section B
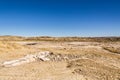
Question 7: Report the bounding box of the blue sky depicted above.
[0,0,120,37]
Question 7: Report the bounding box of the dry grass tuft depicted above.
[0,41,27,53]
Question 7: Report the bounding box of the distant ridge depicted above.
[0,35,120,42]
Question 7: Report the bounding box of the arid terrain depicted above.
[0,36,120,80]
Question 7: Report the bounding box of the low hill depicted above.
[0,36,120,42]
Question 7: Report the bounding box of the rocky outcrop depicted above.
[3,54,36,67]
[2,51,81,67]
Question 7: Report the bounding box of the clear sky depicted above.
[0,0,120,37]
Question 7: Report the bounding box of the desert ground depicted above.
[0,37,120,80]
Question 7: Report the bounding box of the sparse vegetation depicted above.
[0,41,27,53]
[0,36,120,42]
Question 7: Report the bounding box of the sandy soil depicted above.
[0,41,120,80]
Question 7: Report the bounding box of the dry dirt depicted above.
[0,41,120,80]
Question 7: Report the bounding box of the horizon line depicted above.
[0,35,120,38]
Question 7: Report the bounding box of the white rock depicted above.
[2,51,52,67]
